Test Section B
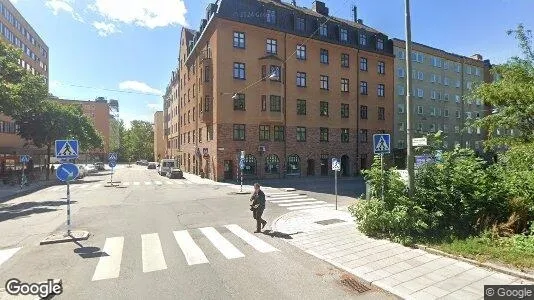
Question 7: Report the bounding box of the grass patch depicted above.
[432,234,534,271]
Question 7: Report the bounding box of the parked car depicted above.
[137,160,149,166]
[147,162,157,169]
[77,165,86,179]
[166,168,183,179]
[158,159,176,175]
[85,164,97,174]
[94,162,105,171]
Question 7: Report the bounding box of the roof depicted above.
[392,38,485,65]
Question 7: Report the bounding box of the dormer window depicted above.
[266,9,276,24]
[359,33,367,46]
[340,28,348,42]
[376,38,384,50]
[319,23,327,36]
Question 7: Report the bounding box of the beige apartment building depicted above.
[393,39,490,154]
[153,111,165,162]
[167,0,395,181]
[164,68,180,160]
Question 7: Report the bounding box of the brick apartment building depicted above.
[153,111,165,162]
[164,68,180,160]
[166,0,394,181]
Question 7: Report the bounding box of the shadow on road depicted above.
[73,240,108,258]
[0,200,78,222]
[262,230,298,239]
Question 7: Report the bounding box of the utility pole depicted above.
[404,0,415,195]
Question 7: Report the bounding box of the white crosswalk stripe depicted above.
[141,233,167,273]
[144,181,152,185]
[225,224,279,253]
[267,193,300,197]
[133,182,140,186]
[154,181,163,185]
[122,182,130,186]
[270,198,317,204]
[199,227,244,259]
[165,181,173,185]
[286,204,335,210]
[278,201,327,207]
[91,184,102,189]
[268,195,309,200]
[92,237,124,281]
[0,247,21,268]
[173,230,209,265]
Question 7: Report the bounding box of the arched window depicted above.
[264,154,280,174]
[243,154,257,175]
[286,154,300,174]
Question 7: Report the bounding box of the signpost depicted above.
[108,153,117,186]
[331,158,340,210]
[239,151,245,193]
[373,134,391,200]
[412,137,428,147]
[55,139,79,236]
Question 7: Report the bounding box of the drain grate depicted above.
[340,274,370,293]
[315,218,346,226]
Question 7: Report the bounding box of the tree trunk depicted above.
[46,143,51,180]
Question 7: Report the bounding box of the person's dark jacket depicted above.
[251,190,266,210]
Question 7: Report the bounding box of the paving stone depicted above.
[441,288,480,300]
[419,285,450,298]
[410,290,439,300]
[351,265,375,275]
[360,269,392,282]
[434,277,471,292]
[398,275,436,294]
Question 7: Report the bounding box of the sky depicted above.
[9,0,534,127]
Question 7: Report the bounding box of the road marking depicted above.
[267,193,300,197]
[173,230,209,265]
[278,201,327,207]
[144,182,152,185]
[0,247,21,268]
[270,198,317,204]
[122,182,130,186]
[165,181,173,185]
[225,224,279,253]
[154,181,163,185]
[267,195,309,200]
[141,233,167,273]
[286,204,335,210]
[133,182,140,186]
[92,237,124,281]
[199,227,244,260]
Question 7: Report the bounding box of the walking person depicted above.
[250,183,267,233]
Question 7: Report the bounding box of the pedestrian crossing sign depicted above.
[373,134,391,155]
[55,140,79,159]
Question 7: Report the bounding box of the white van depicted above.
[158,159,176,176]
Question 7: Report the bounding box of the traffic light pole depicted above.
[405,0,415,196]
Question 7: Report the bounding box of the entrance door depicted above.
[320,158,328,176]
[306,159,315,176]
[341,155,350,176]
[223,160,233,180]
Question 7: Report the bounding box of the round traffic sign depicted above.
[56,163,79,182]
[109,161,117,168]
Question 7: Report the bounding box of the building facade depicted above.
[0,0,49,169]
[392,39,490,153]
[164,68,180,161]
[169,0,394,181]
[153,111,165,162]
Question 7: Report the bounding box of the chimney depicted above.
[312,1,329,16]
[471,54,483,61]
[352,6,357,22]
[357,19,363,24]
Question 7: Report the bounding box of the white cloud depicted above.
[147,103,161,111]
[118,81,163,95]
[45,0,84,22]
[92,21,120,36]
[92,0,188,29]
[10,0,20,3]
[120,112,154,129]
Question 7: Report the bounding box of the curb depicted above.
[0,181,56,203]
[415,244,534,282]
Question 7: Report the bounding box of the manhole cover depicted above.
[315,218,346,226]
[340,274,370,293]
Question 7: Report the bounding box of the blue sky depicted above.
[10,0,534,127]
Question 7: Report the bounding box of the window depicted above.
[377,61,385,74]
[378,107,385,120]
[261,95,267,111]
[296,44,306,60]
[296,127,306,141]
[444,93,449,101]
[264,154,280,174]
[476,127,481,134]
[359,33,367,45]
[431,74,436,83]
[319,23,327,36]
[340,28,348,42]
[320,127,329,142]
[398,122,405,131]
[360,81,368,95]
[341,78,349,92]
[360,57,368,71]
[430,107,436,116]
[376,38,384,50]
[360,105,368,119]
[259,125,270,141]
[377,84,385,97]
[341,103,349,118]
[430,124,436,132]
[296,17,305,31]
[296,99,306,115]
[266,38,277,54]
[359,129,368,143]
[398,85,405,95]
[456,63,461,73]
[397,67,405,77]
[466,81,472,90]
[233,32,245,48]
[455,110,461,118]
[341,128,349,143]
[454,125,460,133]
[207,125,213,140]
[418,71,424,80]
[444,109,449,117]
[270,95,281,112]
[274,126,285,141]
[243,154,257,175]
[444,61,449,69]
[205,66,210,82]
[198,128,202,142]
[320,101,329,116]
[417,123,423,132]
[467,127,473,134]
[397,49,405,59]
[398,104,405,113]
[466,111,472,119]
[233,124,245,140]
[466,66,472,74]
[320,49,329,64]
[475,68,481,76]
[417,106,423,114]
[269,65,281,81]
[233,62,245,79]
[320,75,329,90]
[431,90,437,100]
[444,77,449,86]
[417,88,424,98]
[455,95,461,103]
[341,53,349,68]
[233,93,245,110]
[266,9,276,23]
[296,72,307,87]
[443,124,449,133]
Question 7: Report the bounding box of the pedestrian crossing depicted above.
[265,191,335,211]
[45,180,193,192]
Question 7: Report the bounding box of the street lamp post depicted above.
[405,0,415,196]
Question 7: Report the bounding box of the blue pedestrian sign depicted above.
[55,140,79,159]
[20,155,30,164]
[109,161,117,168]
[239,158,245,170]
[373,134,391,155]
[331,158,340,171]
[56,163,79,182]
[109,153,118,161]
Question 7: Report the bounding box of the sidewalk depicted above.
[0,179,56,202]
[271,208,534,300]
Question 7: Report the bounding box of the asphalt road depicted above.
[0,165,396,300]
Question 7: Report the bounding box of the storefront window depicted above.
[264,154,279,174]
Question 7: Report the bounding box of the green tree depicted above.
[122,120,154,161]
[469,24,534,148]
